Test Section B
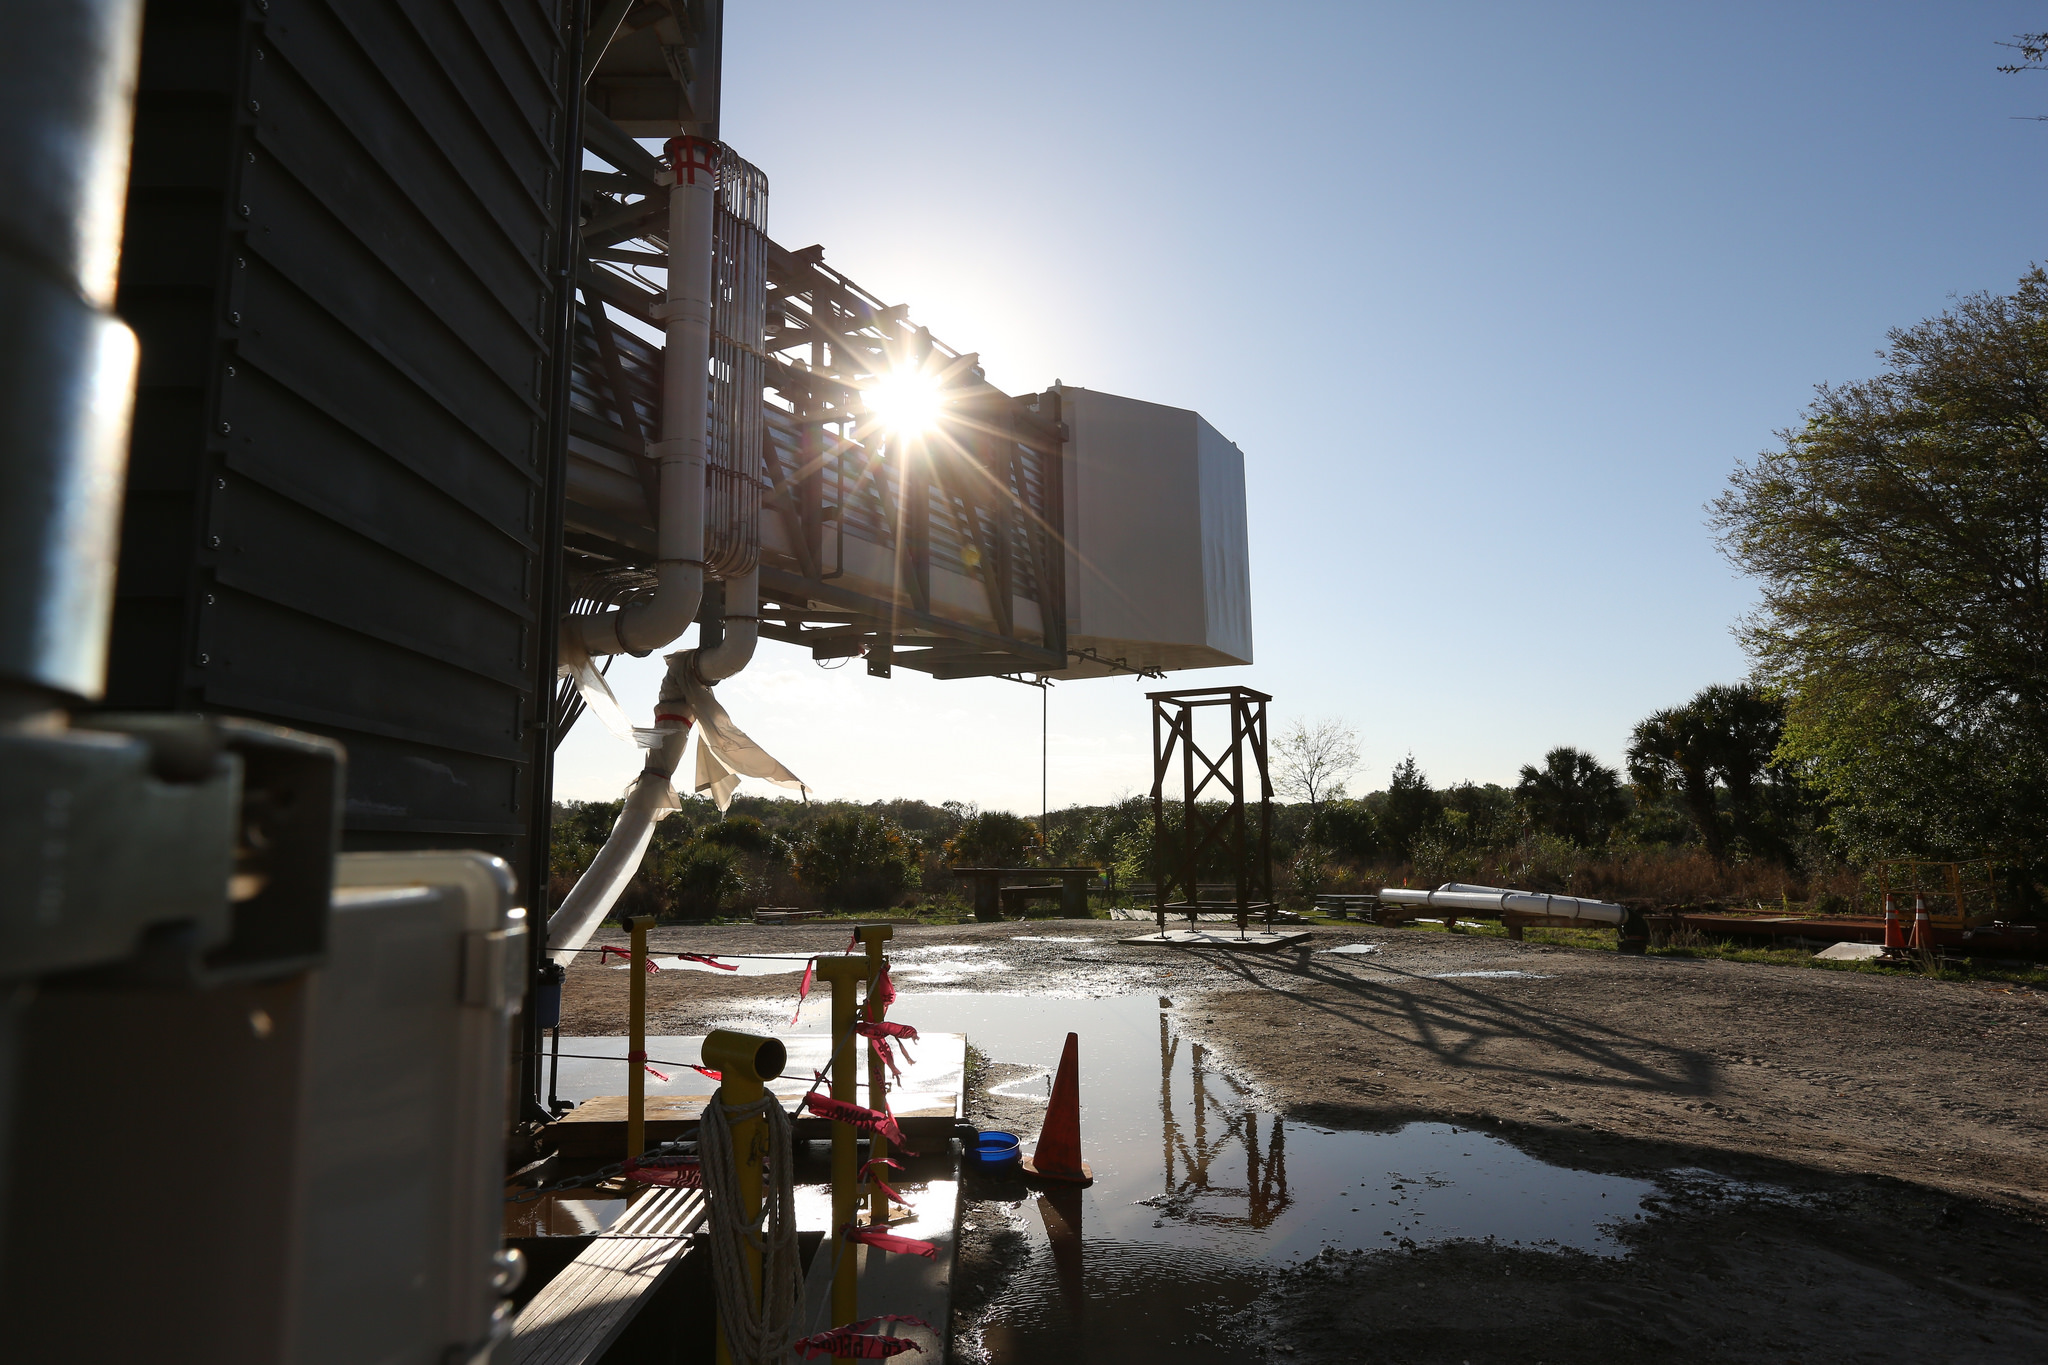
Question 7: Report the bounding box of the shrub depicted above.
[943,810,1041,867]
[654,842,744,920]
[794,812,917,909]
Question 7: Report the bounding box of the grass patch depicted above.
[1357,919,2048,988]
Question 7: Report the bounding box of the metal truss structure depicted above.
[1150,686,1276,930]
[561,0,1068,732]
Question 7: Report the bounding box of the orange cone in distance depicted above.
[1912,897,1932,951]
[1882,896,1903,949]
[1021,1031,1093,1186]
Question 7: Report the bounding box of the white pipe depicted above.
[689,566,759,683]
[1378,882,1627,927]
[567,136,718,658]
[545,726,690,966]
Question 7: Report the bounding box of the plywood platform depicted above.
[542,1033,965,1159]
[510,1186,705,1365]
[1122,928,1311,950]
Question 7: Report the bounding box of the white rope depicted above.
[699,1088,805,1365]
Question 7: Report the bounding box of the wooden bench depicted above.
[999,884,1064,916]
[950,866,1096,921]
[752,907,823,924]
[510,1186,706,1365]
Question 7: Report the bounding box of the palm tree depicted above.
[1515,747,1625,845]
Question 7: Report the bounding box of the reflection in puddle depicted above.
[865,993,1657,1365]
[1428,970,1553,979]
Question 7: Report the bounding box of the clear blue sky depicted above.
[554,2,2048,814]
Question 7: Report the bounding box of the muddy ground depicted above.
[559,919,2048,1362]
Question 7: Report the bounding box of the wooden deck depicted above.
[541,1033,966,1159]
[510,1186,706,1365]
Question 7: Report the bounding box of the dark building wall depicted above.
[109,0,577,882]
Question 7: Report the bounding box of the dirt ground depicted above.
[557,918,2048,1362]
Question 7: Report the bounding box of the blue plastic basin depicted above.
[972,1131,1022,1169]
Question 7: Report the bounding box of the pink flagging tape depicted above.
[676,953,737,971]
[846,1225,938,1259]
[790,958,815,1024]
[626,1049,669,1082]
[623,1160,702,1188]
[793,1316,934,1359]
[800,1093,910,1150]
[858,1157,911,1209]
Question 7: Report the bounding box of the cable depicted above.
[699,1088,805,1365]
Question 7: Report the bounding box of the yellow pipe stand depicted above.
[701,1029,787,1365]
[813,954,874,1328]
[857,924,894,1224]
[626,914,654,1163]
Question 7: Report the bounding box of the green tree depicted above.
[1376,755,1439,860]
[1310,800,1379,861]
[943,810,1041,866]
[1515,747,1626,846]
[792,812,917,908]
[1712,268,2048,876]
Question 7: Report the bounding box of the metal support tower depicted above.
[1149,685,1274,934]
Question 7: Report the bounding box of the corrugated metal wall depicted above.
[108,0,577,878]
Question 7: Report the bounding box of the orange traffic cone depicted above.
[1021,1032,1093,1186]
[1882,896,1903,949]
[1912,897,1932,951]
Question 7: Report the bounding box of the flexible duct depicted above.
[567,136,718,658]
[545,726,689,966]
[1378,882,1627,927]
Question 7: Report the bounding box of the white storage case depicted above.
[292,851,527,1365]
[1050,385,1253,678]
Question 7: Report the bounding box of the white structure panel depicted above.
[1053,385,1252,678]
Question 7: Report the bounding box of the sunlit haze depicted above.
[554,1,2048,815]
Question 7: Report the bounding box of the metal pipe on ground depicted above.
[1378,882,1628,927]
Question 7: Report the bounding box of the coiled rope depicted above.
[698,1087,805,1364]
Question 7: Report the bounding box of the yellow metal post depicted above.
[814,955,873,1328]
[701,1029,787,1365]
[857,924,895,1223]
[626,914,654,1163]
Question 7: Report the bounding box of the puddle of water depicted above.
[776,992,1658,1365]
[604,954,808,977]
[1428,970,1553,980]
[1321,943,1380,956]
[1010,936,1094,943]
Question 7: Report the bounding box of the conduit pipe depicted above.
[689,565,759,683]
[1378,882,1628,927]
[566,135,719,659]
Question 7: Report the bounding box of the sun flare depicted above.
[864,366,943,435]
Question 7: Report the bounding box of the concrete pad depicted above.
[1814,941,1888,961]
[1121,928,1311,951]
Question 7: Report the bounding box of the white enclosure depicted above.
[1051,385,1253,678]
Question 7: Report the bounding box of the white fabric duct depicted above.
[545,727,690,966]
[1378,882,1627,927]
[566,138,717,659]
[659,650,808,813]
